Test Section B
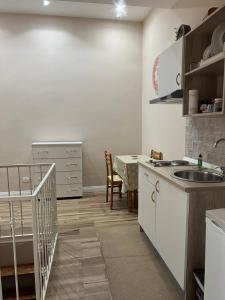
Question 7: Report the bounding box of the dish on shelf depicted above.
[211,22,225,56]
[202,44,212,61]
[201,51,224,65]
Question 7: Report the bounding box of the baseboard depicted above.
[83,185,106,194]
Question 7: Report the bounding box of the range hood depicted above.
[149,38,184,104]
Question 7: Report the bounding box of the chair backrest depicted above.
[104,151,113,177]
[150,149,163,160]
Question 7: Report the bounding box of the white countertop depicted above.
[207,209,225,232]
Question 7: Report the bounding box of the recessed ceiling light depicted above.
[114,0,127,18]
[43,0,50,7]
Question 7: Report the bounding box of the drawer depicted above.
[32,146,82,159]
[33,158,82,172]
[139,165,158,186]
[34,171,82,185]
[56,184,82,198]
[56,171,82,185]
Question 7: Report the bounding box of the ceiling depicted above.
[0,0,223,22]
[0,0,178,21]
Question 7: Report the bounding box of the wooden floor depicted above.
[46,193,136,300]
[0,194,182,299]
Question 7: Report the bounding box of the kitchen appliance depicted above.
[150,37,184,104]
[204,211,225,300]
[147,160,191,167]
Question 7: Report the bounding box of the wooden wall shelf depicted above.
[185,52,225,76]
[183,5,225,117]
[184,112,224,118]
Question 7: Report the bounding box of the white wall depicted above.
[0,14,142,186]
[142,7,207,160]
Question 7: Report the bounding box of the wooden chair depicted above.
[150,149,163,160]
[104,151,122,210]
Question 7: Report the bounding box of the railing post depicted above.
[53,166,57,236]
[32,197,41,300]
[10,201,19,300]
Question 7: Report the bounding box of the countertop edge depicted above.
[138,160,225,193]
[138,161,189,192]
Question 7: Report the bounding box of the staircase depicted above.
[1,264,36,300]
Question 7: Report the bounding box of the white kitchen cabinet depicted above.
[138,165,188,289]
[155,175,188,289]
[32,141,83,198]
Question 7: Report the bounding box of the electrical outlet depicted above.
[22,177,30,183]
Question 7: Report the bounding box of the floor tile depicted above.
[105,256,183,300]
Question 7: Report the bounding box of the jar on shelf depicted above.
[189,90,199,114]
[214,98,223,112]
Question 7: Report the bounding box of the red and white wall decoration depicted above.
[152,56,159,95]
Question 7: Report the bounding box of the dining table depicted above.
[113,155,148,212]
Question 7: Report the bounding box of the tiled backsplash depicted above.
[185,118,225,166]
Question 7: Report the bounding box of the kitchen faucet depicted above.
[213,138,225,175]
[213,138,225,148]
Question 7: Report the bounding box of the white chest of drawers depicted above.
[32,141,83,198]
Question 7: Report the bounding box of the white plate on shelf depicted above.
[202,44,212,60]
[211,22,225,56]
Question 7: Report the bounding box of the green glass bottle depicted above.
[198,154,203,168]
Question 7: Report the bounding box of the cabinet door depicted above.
[156,176,188,289]
[138,166,157,245]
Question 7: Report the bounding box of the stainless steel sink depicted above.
[172,169,225,183]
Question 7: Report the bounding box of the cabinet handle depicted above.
[155,180,159,193]
[66,176,78,180]
[66,163,78,166]
[176,73,181,86]
[151,191,156,203]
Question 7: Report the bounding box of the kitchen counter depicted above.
[138,156,225,300]
[207,209,225,232]
[138,157,225,193]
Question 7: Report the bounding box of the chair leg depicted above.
[119,184,122,199]
[106,182,109,203]
[131,191,135,211]
[110,184,113,210]
[127,191,132,212]
[134,190,138,209]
